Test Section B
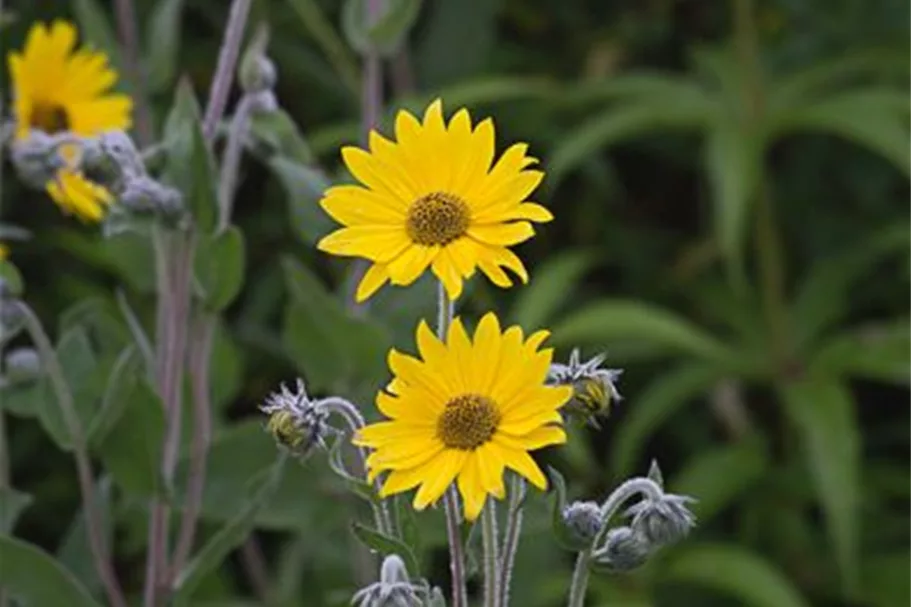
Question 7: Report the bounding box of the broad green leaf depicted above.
[413,0,497,87]
[266,157,334,245]
[611,365,720,478]
[551,300,735,364]
[162,80,218,231]
[248,109,316,164]
[146,0,186,92]
[87,346,141,447]
[704,118,761,285]
[664,543,810,607]
[778,377,859,593]
[194,227,246,311]
[811,318,910,385]
[0,535,102,607]
[511,251,592,329]
[286,0,360,93]
[72,0,120,68]
[56,478,113,596]
[96,379,165,496]
[771,89,910,176]
[37,327,97,451]
[547,98,713,190]
[671,439,767,523]
[342,0,421,56]
[172,454,288,605]
[792,223,909,347]
[0,487,32,534]
[351,521,420,575]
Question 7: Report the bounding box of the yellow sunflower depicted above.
[354,312,573,521]
[8,20,132,221]
[317,99,553,302]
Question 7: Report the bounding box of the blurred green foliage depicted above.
[1,0,908,606]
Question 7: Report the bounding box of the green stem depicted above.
[481,498,500,607]
[436,282,467,607]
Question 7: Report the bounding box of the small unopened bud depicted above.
[9,131,67,188]
[247,90,279,114]
[352,554,424,607]
[119,175,184,218]
[625,492,696,546]
[260,379,330,458]
[3,347,41,382]
[239,23,277,94]
[593,526,651,573]
[561,501,602,549]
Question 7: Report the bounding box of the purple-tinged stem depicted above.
[113,0,154,145]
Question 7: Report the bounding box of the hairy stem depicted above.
[171,318,215,576]
[113,0,153,144]
[498,475,526,607]
[16,302,127,607]
[566,551,591,607]
[481,499,501,607]
[202,0,254,141]
[436,283,467,607]
[217,94,254,232]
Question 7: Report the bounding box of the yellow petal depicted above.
[468,222,535,246]
[475,444,506,499]
[495,424,567,451]
[431,249,464,301]
[341,146,415,202]
[415,320,448,366]
[317,226,410,262]
[356,263,390,302]
[387,245,438,286]
[457,456,487,521]
[504,449,548,490]
[413,449,466,510]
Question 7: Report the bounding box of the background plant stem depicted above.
[16,302,127,607]
[481,499,501,607]
[436,282,468,607]
[497,475,526,607]
[113,0,154,145]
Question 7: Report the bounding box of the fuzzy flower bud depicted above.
[9,130,68,188]
[260,379,330,458]
[549,348,623,429]
[593,526,651,573]
[352,554,424,607]
[625,492,697,546]
[3,347,42,383]
[561,500,603,549]
[239,23,277,94]
[118,175,184,218]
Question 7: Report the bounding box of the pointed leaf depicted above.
[266,157,334,245]
[778,377,859,593]
[72,0,120,68]
[350,521,420,575]
[0,487,32,534]
[56,478,114,596]
[546,466,587,551]
[0,536,102,607]
[146,0,186,92]
[552,300,735,364]
[86,345,140,447]
[665,543,811,607]
[811,319,910,385]
[511,251,592,328]
[194,226,246,311]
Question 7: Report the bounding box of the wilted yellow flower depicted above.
[354,312,572,520]
[8,21,132,221]
[318,99,553,301]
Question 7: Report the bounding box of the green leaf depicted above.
[173,454,288,605]
[551,300,735,364]
[351,521,420,575]
[266,157,334,245]
[326,434,377,503]
[811,319,910,385]
[0,487,33,534]
[342,0,421,57]
[562,73,712,106]
[671,440,767,524]
[546,466,587,551]
[146,0,186,92]
[547,96,713,190]
[771,89,910,176]
[56,478,113,596]
[0,535,102,607]
[72,0,120,68]
[860,552,911,607]
[86,345,141,447]
[611,365,720,478]
[248,109,316,164]
[664,543,810,607]
[37,328,97,451]
[511,251,592,329]
[792,223,910,347]
[0,259,24,297]
[778,377,859,594]
[162,80,218,231]
[704,118,761,285]
[286,0,360,93]
[96,379,165,496]
[194,227,246,311]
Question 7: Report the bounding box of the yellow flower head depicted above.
[8,21,132,221]
[318,99,553,302]
[354,312,573,521]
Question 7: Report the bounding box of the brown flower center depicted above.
[31,103,69,134]
[437,394,501,450]
[406,192,470,246]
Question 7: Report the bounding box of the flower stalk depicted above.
[498,475,526,607]
[481,499,501,607]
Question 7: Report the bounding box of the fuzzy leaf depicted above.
[0,536,102,607]
[194,226,246,311]
[351,521,420,575]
